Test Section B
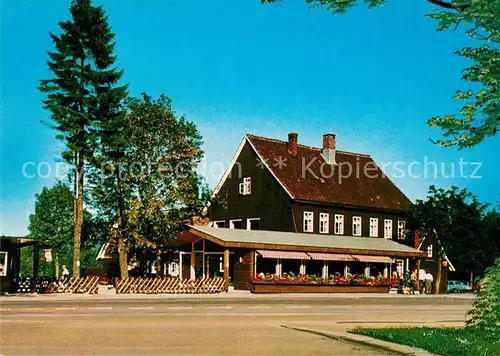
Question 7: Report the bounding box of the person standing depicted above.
[60,265,70,286]
[424,270,434,294]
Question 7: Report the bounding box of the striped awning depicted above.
[351,255,394,263]
[256,250,310,260]
[307,253,356,261]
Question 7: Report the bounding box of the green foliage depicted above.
[408,185,499,275]
[262,0,386,13]
[262,0,500,148]
[352,326,500,356]
[39,0,127,165]
[39,0,128,274]
[124,94,210,246]
[90,93,210,251]
[467,258,500,329]
[25,182,105,276]
[28,182,74,271]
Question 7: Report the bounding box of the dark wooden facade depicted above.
[233,250,255,290]
[210,143,295,232]
[0,238,18,294]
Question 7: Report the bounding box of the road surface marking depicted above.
[88,307,112,310]
[0,308,12,311]
[129,307,154,310]
[25,307,43,311]
[207,306,232,309]
[248,306,271,309]
[285,305,311,309]
[55,307,76,310]
[168,306,193,310]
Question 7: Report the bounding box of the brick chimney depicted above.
[414,230,423,249]
[321,133,336,165]
[288,132,298,157]
[323,134,336,150]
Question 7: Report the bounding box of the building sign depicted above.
[0,251,8,276]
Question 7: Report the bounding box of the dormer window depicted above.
[239,177,251,195]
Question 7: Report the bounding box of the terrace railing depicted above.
[15,277,54,294]
[25,276,227,294]
[115,277,227,294]
[46,276,100,294]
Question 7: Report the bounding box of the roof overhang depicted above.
[184,226,426,258]
[0,236,48,247]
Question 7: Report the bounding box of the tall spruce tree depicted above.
[39,0,127,276]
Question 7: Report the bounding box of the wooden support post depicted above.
[416,259,421,292]
[253,251,257,277]
[300,260,306,275]
[179,252,183,280]
[435,254,443,295]
[190,242,196,281]
[32,244,40,293]
[223,249,230,292]
[190,252,195,281]
[344,263,349,277]
[33,244,40,279]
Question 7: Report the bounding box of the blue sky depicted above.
[1,0,499,236]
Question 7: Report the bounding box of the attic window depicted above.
[427,245,433,258]
[239,177,251,195]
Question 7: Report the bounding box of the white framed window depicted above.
[319,213,329,234]
[229,219,243,229]
[427,245,433,258]
[0,251,7,276]
[397,220,406,239]
[384,219,393,239]
[334,214,344,235]
[213,221,225,228]
[239,177,251,195]
[369,218,378,237]
[352,216,362,236]
[303,211,314,232]
[246,218,260,230]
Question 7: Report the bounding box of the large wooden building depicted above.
[179,133,427,292]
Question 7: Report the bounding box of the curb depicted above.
[282,325,435,356]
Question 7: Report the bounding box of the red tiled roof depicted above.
[246,134,411,212]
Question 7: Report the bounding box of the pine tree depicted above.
[39,0,127,276]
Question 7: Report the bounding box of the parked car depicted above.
[447,280,473,293]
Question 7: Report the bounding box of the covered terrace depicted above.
[179,226,425,293]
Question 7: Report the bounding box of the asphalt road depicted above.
[1,294,473,355]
